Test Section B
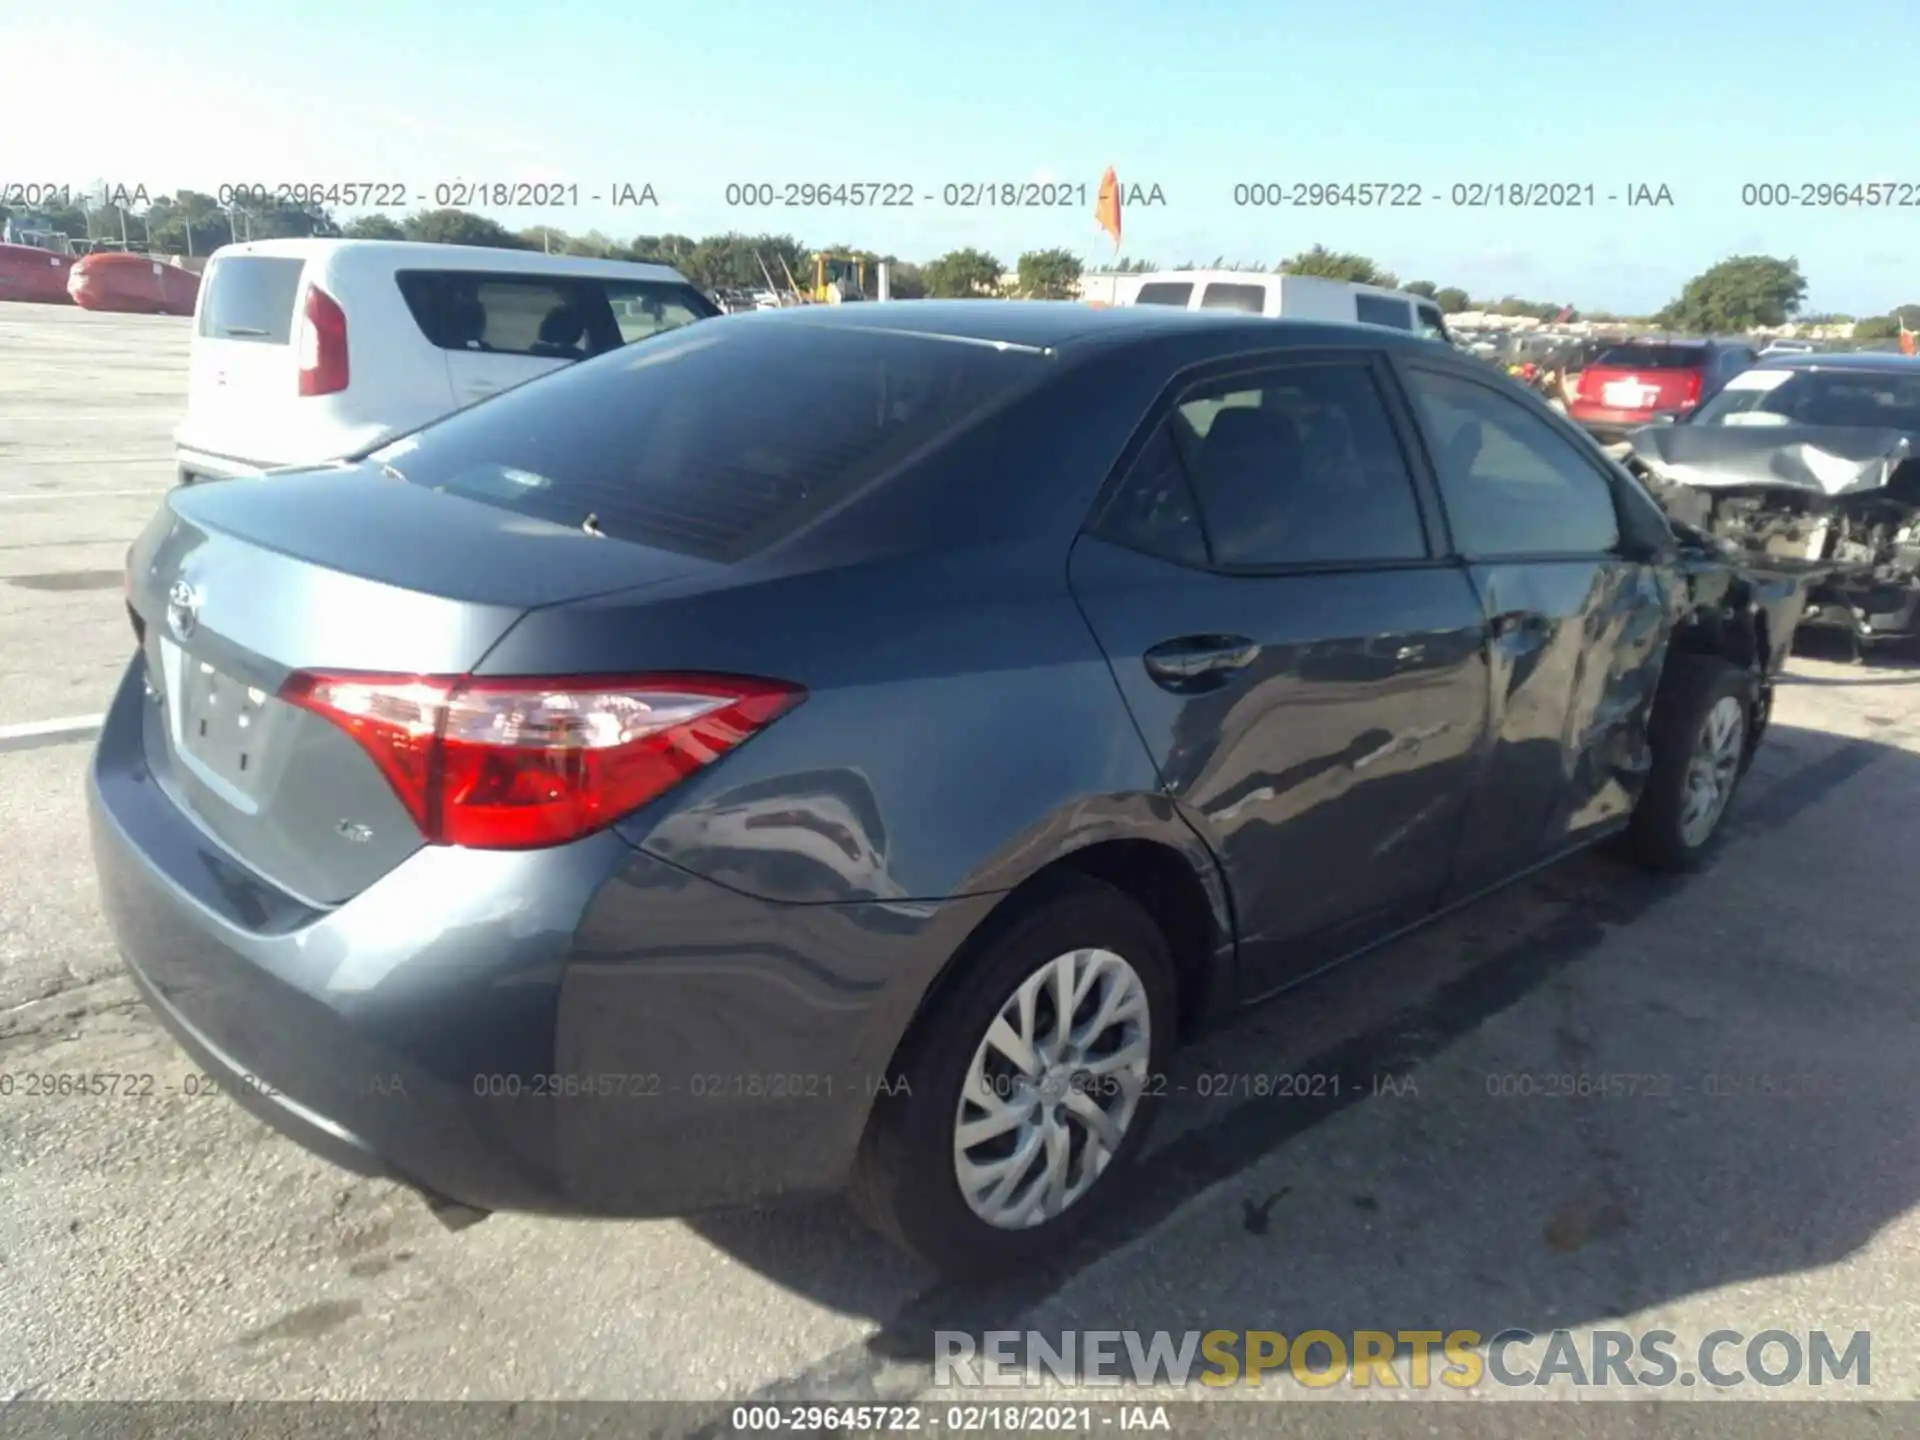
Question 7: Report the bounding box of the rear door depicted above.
[1070,352,1491,998]
[182,253,307,462]
[1395,361,1672,893]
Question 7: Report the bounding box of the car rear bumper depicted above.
[88,659,994,1216]
[174,446,269,487]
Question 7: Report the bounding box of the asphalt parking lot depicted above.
[3,304,1918,1426]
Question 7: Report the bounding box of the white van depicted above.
[175,239,719,484]
[1090,269,1454,345]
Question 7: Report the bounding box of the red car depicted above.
[1569,338,1758,444]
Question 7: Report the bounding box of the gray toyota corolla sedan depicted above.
[91,302,1803,1274]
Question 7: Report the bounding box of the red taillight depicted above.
[1677,370,1704,408]
[279,672,805,850]
[296,284,349,396]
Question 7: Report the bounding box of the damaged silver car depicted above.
[1623,353,1920,660]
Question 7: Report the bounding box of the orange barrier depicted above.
[0,243,77,304]
[68,251,201,316]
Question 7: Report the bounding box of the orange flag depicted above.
[1094,167,1122,252]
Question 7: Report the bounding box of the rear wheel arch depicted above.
[885,837,1229,1084]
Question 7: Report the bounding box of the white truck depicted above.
[1082,269,1455,345]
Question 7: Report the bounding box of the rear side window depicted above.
[1415,304,1450,342]
[1592,344,1706,370]
[395,271,715,360]
[1199,283,1267,313]
[1403,367,1620,557]
[1135,283,1193,307]
[1088,425,1209,566]
[1180,363,1428,566]
[1354,294,1413,330]
[373,324,1049,563]
[197,256,305,343]
[1094,361,1429,569]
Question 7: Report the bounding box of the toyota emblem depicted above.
[166,580,201,640]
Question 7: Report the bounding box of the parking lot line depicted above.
[0,713,106,753]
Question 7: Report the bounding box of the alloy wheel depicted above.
[952,947,1151,1229]
[1679,694,1747,848]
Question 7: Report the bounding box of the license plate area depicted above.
[1603,379,1652,409]
[157,637,278,811]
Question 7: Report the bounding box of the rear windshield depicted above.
[1593,343,1707,370]
[1135,283,1193,307]
[371,322,1050,563]
[198,256,305,343]
[396,270,718,360]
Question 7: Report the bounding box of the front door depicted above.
[1394,361,1672,896]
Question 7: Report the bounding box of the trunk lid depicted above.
[126,464,710,904]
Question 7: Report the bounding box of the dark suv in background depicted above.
[1569,337,1758,443]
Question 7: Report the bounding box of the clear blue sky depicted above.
[10,0,1917,312]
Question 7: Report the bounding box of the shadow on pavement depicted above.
[691,721,1915,1395]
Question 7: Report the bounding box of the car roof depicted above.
[711,299,1447,355]
[1753,351,1920,372]
[207,237,690,284]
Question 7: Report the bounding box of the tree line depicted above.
[4,191,1913,334]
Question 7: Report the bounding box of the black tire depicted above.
[848,875,1176,1276]
[1625,654,1756,872]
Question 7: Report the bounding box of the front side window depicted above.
[1403,367,1621,556]
[604,280,717,343]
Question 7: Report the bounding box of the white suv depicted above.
[1089,269,1455,345]
[175,239,719,485]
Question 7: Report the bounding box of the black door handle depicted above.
[1143,635,1261,691]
